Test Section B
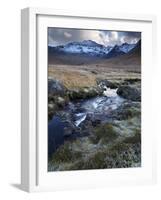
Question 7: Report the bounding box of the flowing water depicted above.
[70,87,124,127]
[48,87,125,155]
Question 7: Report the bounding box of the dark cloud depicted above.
[48,27,141,47]
[98,30,141,46]
[48,28,88,46]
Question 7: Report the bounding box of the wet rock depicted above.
[85,113,102,127]
[91,119,102,127]
[48,79,70,120]
[63,121,76,137]
[117,85,141,101]
[48,95,69,121]
[56,110,72,121]
[79,118,92,129]
[97,79,119,89]
[48,103,59,121]
[48,78,66,96]
[55,96,66,107]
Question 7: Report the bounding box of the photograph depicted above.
[47,27,141,172]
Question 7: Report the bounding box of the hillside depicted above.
[48,40,141,67]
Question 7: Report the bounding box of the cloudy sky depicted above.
[48,28,141,47]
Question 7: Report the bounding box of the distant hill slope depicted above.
[128,39,141,56]
[100,40,141,72]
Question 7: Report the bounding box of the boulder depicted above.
[48,78,66,96]
[117,85,141,101]
[48,79,69,121]
[63,120,76,137]
[55,96,66,108]
[48,103,58,121]
[48,96,69,121]
[97,79,119,89]
[68,87,103,100]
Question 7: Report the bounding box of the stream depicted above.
[71,87,124,127]
[48,87,125,156]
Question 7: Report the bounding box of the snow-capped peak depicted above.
[49,40,137,58]
[118,43,136,53]
[81,40,102,46]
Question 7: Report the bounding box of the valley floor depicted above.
[48,60,141,171]
[48,62,141,90]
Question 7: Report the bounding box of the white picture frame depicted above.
[21,7,157,192]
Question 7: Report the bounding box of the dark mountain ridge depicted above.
[49,39,139,58]
[48,39,141,66]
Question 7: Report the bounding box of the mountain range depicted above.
[48,39,140,59]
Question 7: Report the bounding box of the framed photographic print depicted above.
[21,7,156,192]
